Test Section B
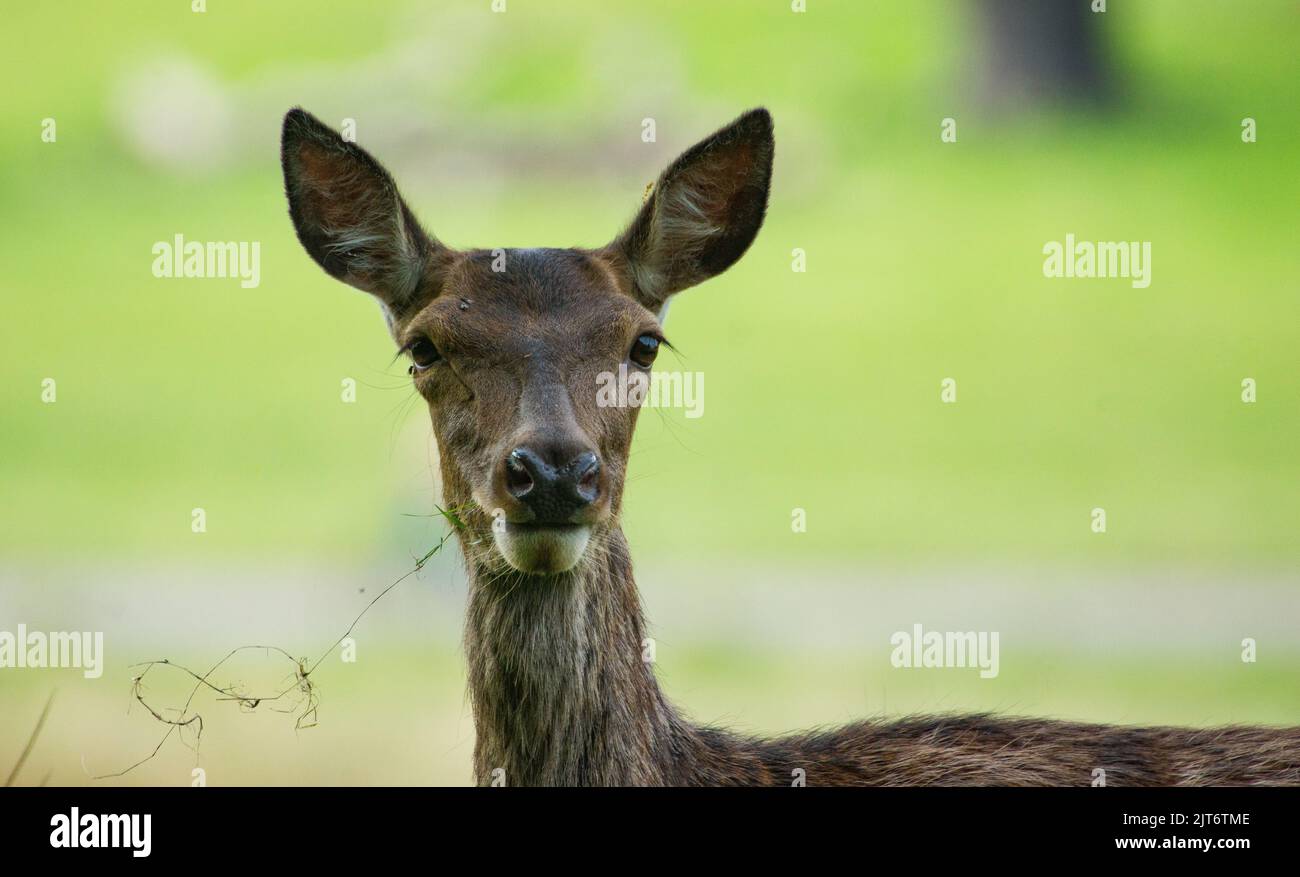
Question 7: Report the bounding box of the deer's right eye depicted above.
[406,337,442,372]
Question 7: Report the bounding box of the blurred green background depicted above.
[1,0,1297,785]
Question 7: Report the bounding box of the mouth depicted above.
[492,521,593,574]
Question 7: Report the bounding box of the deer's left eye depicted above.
[406,337,442,372]
[630,334,660,368]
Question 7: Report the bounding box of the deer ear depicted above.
[606,108,773,314]
[281,108,446,316]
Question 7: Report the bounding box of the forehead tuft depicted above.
[460,249,614,300]
[447,248,640,318]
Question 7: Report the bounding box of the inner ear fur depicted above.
[281,107,451,316]
[605,108,774,311]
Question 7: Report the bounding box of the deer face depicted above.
[282,108,772,574]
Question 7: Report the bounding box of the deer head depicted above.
[281,108,773,576]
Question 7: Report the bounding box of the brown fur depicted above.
[281,107,1300,786]
[466,539,1300,786]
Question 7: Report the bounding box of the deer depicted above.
[280,107,1300,786]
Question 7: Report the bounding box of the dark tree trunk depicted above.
[972,0,1112,107]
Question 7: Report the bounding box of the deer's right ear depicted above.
[281,108,446,316]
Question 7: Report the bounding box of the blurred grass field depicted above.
[6,643,1299,787]
[1,1,1298,784]
[2,0,1298,565]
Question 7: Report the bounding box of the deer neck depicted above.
[461,524,679,786]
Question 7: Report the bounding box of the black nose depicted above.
[504,446,600,523]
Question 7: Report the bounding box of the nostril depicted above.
[505,449,535,498]
[574,452,600,502]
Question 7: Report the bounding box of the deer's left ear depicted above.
[605,108,773,314]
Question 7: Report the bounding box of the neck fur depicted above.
[462,525,680,786]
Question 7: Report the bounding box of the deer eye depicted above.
[406,337,442,372]
[629,334,660,369]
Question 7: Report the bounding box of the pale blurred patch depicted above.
[109,54,237,174]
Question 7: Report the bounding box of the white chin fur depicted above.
[493,524,592,574]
